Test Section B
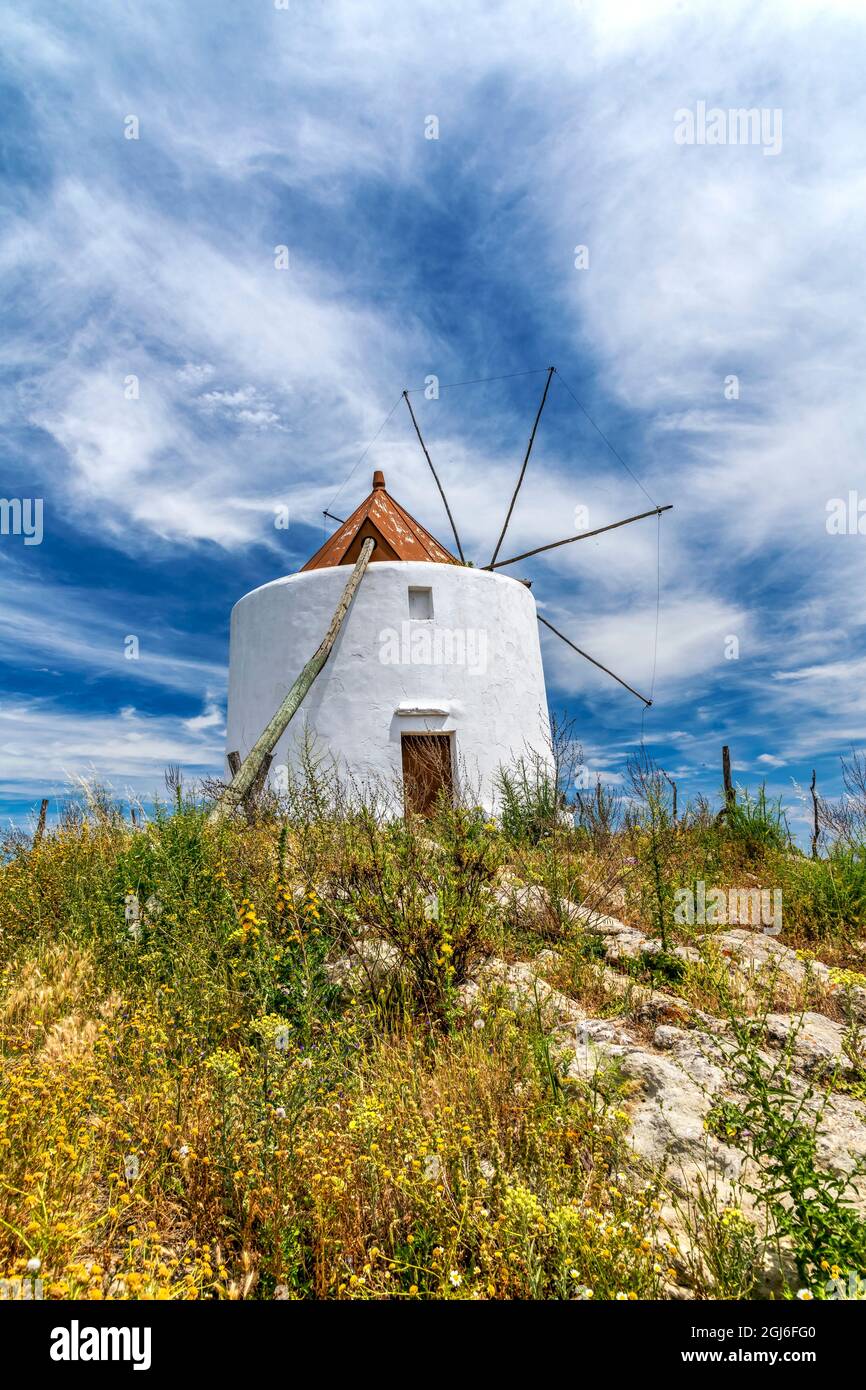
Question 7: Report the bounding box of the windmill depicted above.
[212,368,671,823]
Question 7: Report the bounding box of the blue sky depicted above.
[1,0,865,838]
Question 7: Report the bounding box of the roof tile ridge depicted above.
[381,488,455,561]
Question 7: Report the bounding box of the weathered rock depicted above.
[651,1024,732,1090]
[469,956,584,1028]
[490,883,581,934]
[615,1046,744,1207]
[324,937,402,994]
[566,901,628,931]
[568,1017,634,1072]
[827,978,866,1024]
[706,929,866,1024]
[813,1092,866,1179]
[710,929,821,985]
[491,883,545,912]
[567,901,648,953]
[479,951,866,1226]
[603,927,654,963]
[760,1011,858,1077]
[566,903,707,972]
[593,965,724,1031]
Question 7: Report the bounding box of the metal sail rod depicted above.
[485,504,672,570]
[402,390,466,562]
[489,365,555,568]
[537,614,652,707]
[323,510,345,525]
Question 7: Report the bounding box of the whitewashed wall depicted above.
[225,561,552,811]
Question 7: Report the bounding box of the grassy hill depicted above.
[2,754,865,1301]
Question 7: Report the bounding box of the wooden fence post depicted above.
[662,769,678,823]
[34,798,48,847]
[722,745,734,812]
[227,750,273,819]
[810,769,819,858]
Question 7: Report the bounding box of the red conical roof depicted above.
[301,471,459,571]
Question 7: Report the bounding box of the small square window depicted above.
[408,586,433,620]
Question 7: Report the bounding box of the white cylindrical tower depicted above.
[225,474,552,813]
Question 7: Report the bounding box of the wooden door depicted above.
[401,734,453,816]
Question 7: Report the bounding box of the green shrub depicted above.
[708,1001,866,1289]
[495,752,562,846]
[725,786,790,859]
[782,846,866,941]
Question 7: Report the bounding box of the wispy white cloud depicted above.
[197,387,284,431]
[0,697,223,814]
[0,566,225,696]
[182,702,225,735]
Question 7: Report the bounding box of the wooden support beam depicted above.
[250,754,273,802]
[208,537,376,824]
[34,798,48,847]
[227,749,273,818]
